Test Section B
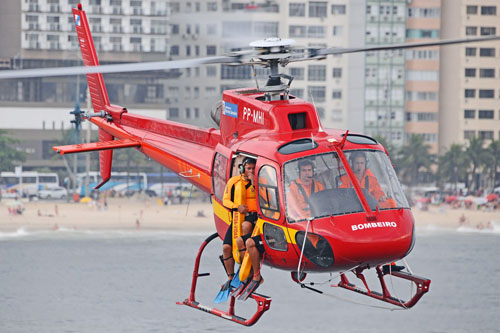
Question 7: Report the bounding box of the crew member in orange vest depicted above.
[287,159,325,220]
[339,151,388,203]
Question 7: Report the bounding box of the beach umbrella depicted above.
[79,197,92,203]
[445,195,458,203]
[416,197,431,203]
[486,193,499,202]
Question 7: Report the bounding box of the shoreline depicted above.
[1,198,498,233]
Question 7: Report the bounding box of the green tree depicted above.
[465,137,488,191]
[0,129,26,171]
[438,144,469,192]
[398,134,433,188]
[484,139,500,191]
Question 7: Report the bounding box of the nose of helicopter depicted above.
[293,210,415,272]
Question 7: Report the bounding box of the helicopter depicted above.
[2,4,500,327]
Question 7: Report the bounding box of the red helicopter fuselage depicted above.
[53,6,415,276]
[50,5,429,324]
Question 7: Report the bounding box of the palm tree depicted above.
[465,137,488,191]
[398,134,433,189]
[484,140,500,191]
[438,144,469,192]
[0,129,26,172]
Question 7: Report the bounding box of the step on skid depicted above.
[177,233,272,326]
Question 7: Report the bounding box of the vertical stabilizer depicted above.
[72,4,113,189]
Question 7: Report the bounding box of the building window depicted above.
[289,88,304,98]
[465,68,476,77]
[307,26,326,38]
[169,108,179,118]
[464,130,475,139]
[290,67,304,80]
[479,89,494,98]
[170,45,179,56]
[406,91,438,101]
[481,6,496,15]
[466,5,478,14]
[480,27,496,36]
[289,3,305,16]
[478,110,494,119]
[480,68,495,78]
[464,89,476,98]
[331,4,346,15]
[308,65,326,81]
[331,90,342,99]
[308,86,326,102]
[186,108,191,118]
[289,25,306,38]
[206,66,216,77]
[465,26,477,36]
[332,68,342,78]
[332,25,343,36]
[221,65,252,80]
[465,47,476,56]
[206,45,216,55]
[464,110,475,119]
[479,48,495,57]
[309,1,327,18]
[479,131,494,140]
[207,2,217,11]
[171,24,179,34]
[186,45,191,56]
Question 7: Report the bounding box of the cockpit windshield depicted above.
[283,150,409,222]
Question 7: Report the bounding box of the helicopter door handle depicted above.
[179,169,200,178]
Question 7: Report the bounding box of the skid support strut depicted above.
[337,265,431,308]
[177,232,272,326]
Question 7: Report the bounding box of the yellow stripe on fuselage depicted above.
[212,199,298,245]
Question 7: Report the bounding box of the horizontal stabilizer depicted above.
[53,139,140,155]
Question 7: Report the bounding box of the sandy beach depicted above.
[1,197,498,232]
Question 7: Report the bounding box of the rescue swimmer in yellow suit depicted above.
[216,157,258,301]
[339,151,397,208]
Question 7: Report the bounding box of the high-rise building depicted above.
[165,0,362,129]
[404,0,441,154]
[440,0,500,151]
[363,0,407,146]
[0,0,172,107]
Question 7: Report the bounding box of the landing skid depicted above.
[337,265,431,308]
[177,233,272,326]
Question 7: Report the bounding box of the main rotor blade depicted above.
[0,55,238,80]
[317,35,500,56]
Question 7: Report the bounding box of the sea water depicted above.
[0,227,499,333]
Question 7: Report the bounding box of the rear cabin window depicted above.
[212,153,227,200]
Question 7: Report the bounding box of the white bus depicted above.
[0,171,58,198]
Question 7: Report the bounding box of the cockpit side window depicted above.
[258,165,280,220]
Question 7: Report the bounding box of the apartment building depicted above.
[404,0,441,154]
[363,0,406,146]
[0,0,172,107]
[165,0,362,130]
[440,0,500,151]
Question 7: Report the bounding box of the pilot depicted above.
[287,159,325,220]
[218,157,258,295]
[339,151,387,203]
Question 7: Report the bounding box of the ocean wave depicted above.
[0,227,215,240]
